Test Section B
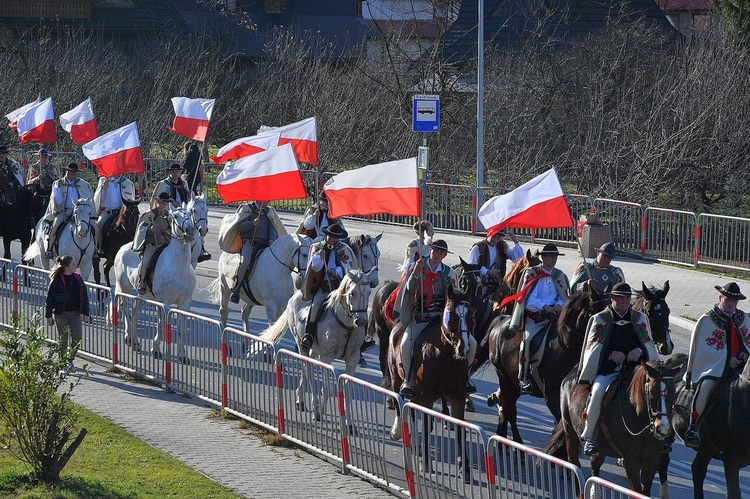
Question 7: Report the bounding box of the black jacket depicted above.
[45,273,90,318]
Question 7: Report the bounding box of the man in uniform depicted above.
[577,282,658,456]
[467,227,524,293]
[43,163,94,259]
[0,144,24,188]
[153,163,191,209]
[300,222,355,352]
[683,282,750,448]
[229,201,280,304]
[510,243,570,394]
[134,192,174,295]
[297,191,344,239]
[570,242,625,294]
[93,174,137,260]
[27,148,59,188]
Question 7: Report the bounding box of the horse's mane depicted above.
[630,360,663,415]
[346,234,369,255]
[503,251,540,288]
[323,270,362,309]
[557,292,589,332]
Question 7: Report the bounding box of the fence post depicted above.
[640,212,648,257]
[694,223,701,267]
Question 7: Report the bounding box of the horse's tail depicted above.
[207,276,222,305]
[23,241,40,263]
[259,312,289,344]
[543,419,568,460]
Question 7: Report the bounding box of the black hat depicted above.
[596,242,617,258]
[155,191,173,203]
[38,148,50,157]
[539,243,564,256]
[0,145,8,154]
[715,282,746,300]
[429,239,452,254]
[167,163,183,171]
[322,222,347,239]
[607,282,634,296]
[64,162,80,172]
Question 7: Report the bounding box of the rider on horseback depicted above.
[43,163,93,259]
[683,282,750,448]
[93,174,136,261]
[577,282,658,456]
[401,220,434,274]
[134,191,174,295]
[570,242,625,294]
[27,148,59,190]
[467,226,524,300]
[296,191,344,239]
[0,145,24,188]
[511,243,570,394]
[300,222,354,353]
[229,201,280,304]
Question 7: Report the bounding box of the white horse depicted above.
[24,198,96,280]
[260,268,374,421]
[114,207,197,361]
[208,232,312,332]
[187,193,208,268]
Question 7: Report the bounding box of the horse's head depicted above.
[337,268,373,328]
[187,193,208,238]
[345,233,381,288]
[172,207,196,243]
[504,249,541,290]
[72,198,94,238]
[454,257,486,324]
[0,172,16,205]
[637,280,673,355]
[443,290,471,361]
[558,286,608,346]
[632,360,681,441]
[119,200,141,233]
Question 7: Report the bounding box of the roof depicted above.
[441,0,678,63]
[657,0,712,12]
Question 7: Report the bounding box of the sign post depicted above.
[412,94,440,220]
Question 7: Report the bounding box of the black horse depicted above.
[0,176,35,264]
[659,353,750,499]
[92,201,140,287]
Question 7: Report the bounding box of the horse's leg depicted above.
[2,237,10,260]
[125,300,142,351]
[316,354,335,421]
[104,259,113,289]
[723,459,741,499]
[657,451,671,499]
[590,453,606,477]
[638,457,661,499]
[690,452,711,499]
[449,395,469,481]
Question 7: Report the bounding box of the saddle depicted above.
[527,321,555,378]
[239,243,270,304]
[143,245,168,293]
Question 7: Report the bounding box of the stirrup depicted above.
[229,293,240,304]
[519,378,533,394]
[684,427,701,448]
[399,380,414,398]
[584,440,598,456]
[44,251,54,259]
[300,333,313,350]
[466,380,477,394]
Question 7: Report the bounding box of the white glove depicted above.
[335,267,343,279]
[303,215,316,230]
[310,253,324,271]
[443,308,451,327]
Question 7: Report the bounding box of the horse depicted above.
[344,233,382,288]
[0,183,34,264]
[546,359,680,497]
[114,207,197,361]
[260,269,375,421]
[92,200,140,288]
[634,280,674,356]
[25,198,96,280]
[658,353,750,499]
[208,233,312,332]
[187,193,209,268]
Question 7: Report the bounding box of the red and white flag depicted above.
[82,122,145,177]
[169,97,215,142]
[17,97,56,144]
[6,97,40,129]
[210,132,280,164]
[258,117,318,166]
[324,158,420,218]
[60,97,98,144]
[478,167,572,236]
[216,143,307,203]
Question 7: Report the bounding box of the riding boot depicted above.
[230,276,241,304]
[301,320,315,354]
[685,414,702,448]
[136,253,148,295]
[399,332,415,398]
[466,334,478,394]
[518,340,533,394]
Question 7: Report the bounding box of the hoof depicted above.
[386,398,396,410]
[487,390,502,407]
[153,350,163,360]
[296,400,305,412]
[179,356,190,365]
[465,398,475,413]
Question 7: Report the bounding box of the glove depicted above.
[310,253,324,271]
[303,215,316,230]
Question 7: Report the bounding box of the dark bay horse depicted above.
[0,178,34,264]
[547,359,680,497]
[92,201,140,287]
[659,353,750,499]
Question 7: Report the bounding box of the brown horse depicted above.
[92,201,140,287]
[547,359,680,497]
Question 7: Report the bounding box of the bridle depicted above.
[620,366,673,440]
[354,238,379,285]
[68,202,95,263]
[189,200,208,237]
[332,276,370,333]
[646,298,672,352]
[442,301,470,358]
[171,208,195,242]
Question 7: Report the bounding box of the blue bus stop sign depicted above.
[412,94,440,132]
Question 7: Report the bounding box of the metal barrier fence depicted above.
[8,148,28,176]
[594,199,643,256]
[80,281,114,363]
[113,293,167,385]
[224,327,279,432]
[425,183,474,232]
[12,265,53,336]
[698,213,750,272]
[276,348,343,464]
[338,374,409,496]
[644,208,698,266]
[584,477,649,499]
[487,434,585,499]
[402,402,491,499]
[0,258,13,328]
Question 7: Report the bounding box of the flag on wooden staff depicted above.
[210,132,280,164]
[60,97,98,144]
[169,97,215,142]
[82,122,145,177]
[258,116,318,166]
[17,97,56,144]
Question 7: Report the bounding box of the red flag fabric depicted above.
[258,117,318,166]
[17,97,56,144]
[60,97,98,144]
[478,167,573,235]
[215,143,307,203]
[6,97,40,129]
[210,132,280,164]
[82,122,144,177]
[169,97,215,142]
[324,158,420,218]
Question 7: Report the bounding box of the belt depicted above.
[103,208,119,214]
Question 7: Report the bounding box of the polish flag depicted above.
[60,97,98,144]
[216,143,307,203]
[169,97,215,142]
[82,122,145,177]
[210,132,280,164]
[258,117,318,166]
[478,167,573,236]
[324,158,420,218]
[6,97,40,129]
[17,97,56,144]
